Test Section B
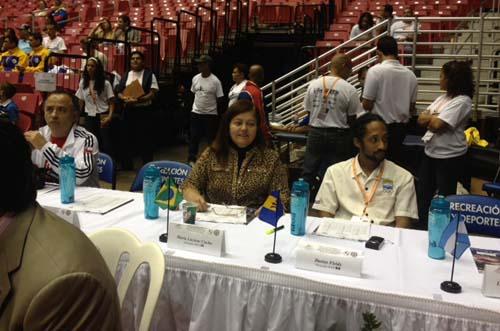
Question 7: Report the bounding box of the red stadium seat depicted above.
[12,93,40,116]
[0,72,20,84]
[16,112,32,132]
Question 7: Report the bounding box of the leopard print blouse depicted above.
[182,146,290,209]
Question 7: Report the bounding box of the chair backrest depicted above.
[16,112,32,132]
[89,228,165,331]
[130,160,192,192]
[446,194,500,238]
[97,152,116,189]
[0,71,20,84]
[12,93,40,115]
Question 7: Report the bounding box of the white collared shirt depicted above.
[42,36,67,53]
[228,80,247,107]
[76,79,114,116]
[313,155,418,225]
[124,69,159,90]
[363,59,418,124]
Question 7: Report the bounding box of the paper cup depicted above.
[182,202,197,224]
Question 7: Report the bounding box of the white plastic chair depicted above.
[89,228,165,331]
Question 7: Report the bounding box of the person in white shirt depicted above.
[188,55,224,165]
[228,63,247,107]
[362,36,417,165]
[350,12,375,41]
[42,24,67,53]
[116,51,159,169]
[417,61,474,228]
[391,8,416,42]
[302,54,360,190]
[76,57,114,149]
[313,113,417,228]
[24,91,99,187]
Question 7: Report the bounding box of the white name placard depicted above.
[295,241,364,277]
[45,206,81,228]
[168,223,226,257]
[482,264,500,298]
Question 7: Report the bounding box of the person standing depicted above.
[362,36,417,164]
[228,63,247,107]
[302,54,360,190]
[116,51,159,169]
[417,61,473,228]
[188,55,224,165]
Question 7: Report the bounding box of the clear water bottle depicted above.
[143,165,161,220]
[291,178,309,236]
[428,195,450,259]
[60,155,75,204]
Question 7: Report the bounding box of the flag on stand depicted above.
[438,213,471,260]
[258,191,284,227]
[155,177,183,210]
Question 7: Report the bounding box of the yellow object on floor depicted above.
[465,127,489,147]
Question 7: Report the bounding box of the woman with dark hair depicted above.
[115,50,159,168]
[182,99,289,211]
[350,12,375,40]
[228,63,247,107]
[76,57,114,147]
[417,60,474,227]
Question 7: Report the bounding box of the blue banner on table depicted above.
[438,213,471,260]
[155,177,183,210]
[259,191,284,227]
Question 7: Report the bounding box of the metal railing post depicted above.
[314,56,319,78]
[474,8,485,121]
[411,17,418,72]
[271,81,276,122]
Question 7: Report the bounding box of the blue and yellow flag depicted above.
[155,177,183,210]
[259,191,284,227]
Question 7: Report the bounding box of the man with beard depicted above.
[313,113,417,228]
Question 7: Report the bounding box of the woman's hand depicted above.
[100,114,112,127]
[192,195,208,212]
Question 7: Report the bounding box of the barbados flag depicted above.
[259,191,284,227]
[155,177,183,210]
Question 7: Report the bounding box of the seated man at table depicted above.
[24,91,100,187]
[313,113,418,228]
[0,121,121,331]
[182,99,290,211]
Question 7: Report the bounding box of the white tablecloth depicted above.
[37,187,500,331]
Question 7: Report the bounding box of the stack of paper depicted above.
[315,218,370,241]
[196,204,247,224]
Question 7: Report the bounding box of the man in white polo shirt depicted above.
[362,36,417,165]
[302,53,360,190]
[188,55,224,165]
[313,113,418,228]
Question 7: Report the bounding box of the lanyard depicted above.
[321,76,340,112]
[352,157,385,216]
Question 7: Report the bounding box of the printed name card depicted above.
[295,240,364,277]
[482,264,500,298]
[168,223,226,257]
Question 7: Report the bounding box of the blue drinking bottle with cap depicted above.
[291,178,309,236]
[143,165,161,219]
[428,195,451,259]
[60,155,75,204]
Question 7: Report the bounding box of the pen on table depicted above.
[266,225,285,235]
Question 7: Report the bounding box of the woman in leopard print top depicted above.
[182,100,289,210]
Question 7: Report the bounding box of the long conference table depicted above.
[37,187,500,331]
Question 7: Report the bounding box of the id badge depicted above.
[317,111,327,121]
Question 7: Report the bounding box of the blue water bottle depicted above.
[60,155,76,204]
[143,165,161,219]
[291,178,309,236]
[428,195,451,259]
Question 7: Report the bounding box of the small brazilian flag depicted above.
[258,191,284,227]
[155,177,183,210]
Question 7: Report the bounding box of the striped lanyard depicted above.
[352,157,385,216]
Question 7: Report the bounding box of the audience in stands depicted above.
[391,8,417,42]
[238,64,272,141]
[25,92,100,187]
[357,66,368,99]
[0,121,122,331]
[76,57,115,148]
[313,113,417,228]
[375,4,395,34]
[0,35,29,72]
[350,12,375,41]
[182,99,290,211]
[228,63,248,107]
[1,28,16,52]
[116,51,158,169]
[80,38,108,71]
[362,36,417,164]
[89,18,115,41]
[114,15,141,43]
[0,83,19,124]
[25,32,51,73]
[302,54,359,191]
[51,0,68,29]
[17,24,32,54]
[34,0,49,17]
[43,23,67,53]
[417,61,474,228]
[188,55,224,166]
